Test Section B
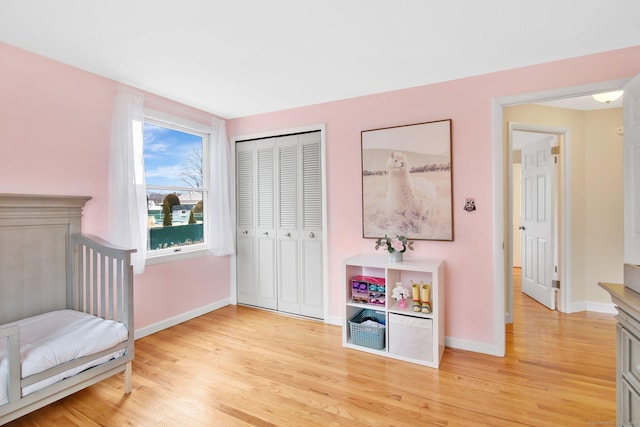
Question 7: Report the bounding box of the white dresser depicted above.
[599,282,640,426]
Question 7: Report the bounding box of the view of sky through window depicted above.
[143,123,203,188]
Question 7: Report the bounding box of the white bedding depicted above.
[0,309,128,405]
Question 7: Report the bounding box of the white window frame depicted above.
[143,109,212,264]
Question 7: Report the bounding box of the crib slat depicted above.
[75,241,83,311]
[112,257,117,321]
[100,254,106,318]
[84,245,91,312]
[115,258,120,321]
[92,248,98,315]
[116,258,123,323]
[108,257,115,320]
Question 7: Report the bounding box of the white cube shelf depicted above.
[342,254,445,368]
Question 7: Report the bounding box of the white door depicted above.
[276,132,324,318]
[255,140,277,310]
[299,132,324,319]
[236,139,277,309]
[520,137,555,309]
[276,135,301,315]
[235,142,257,306]
[625,74,640,264]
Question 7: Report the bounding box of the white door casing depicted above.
[624,74,640,265]
[520,136,555,309]
[494,79,628,357]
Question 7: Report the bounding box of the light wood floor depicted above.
[7,272,617,426]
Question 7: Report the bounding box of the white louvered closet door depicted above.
[235,139,277,310]
[236,131,323,319]
[276,135,301,315]
[255,139,277,310]
[235,142,256,306]
[276,132,323,318]
[299,132,323,319]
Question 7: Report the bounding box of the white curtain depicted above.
[108,88,147,274]
[207,118,234,255]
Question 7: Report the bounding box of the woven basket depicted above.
[348,309,386,350]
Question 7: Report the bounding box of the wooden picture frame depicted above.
[361,119,453,241]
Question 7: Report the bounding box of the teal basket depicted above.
[349,309,386,350]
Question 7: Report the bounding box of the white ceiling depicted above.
[1,1,639,118]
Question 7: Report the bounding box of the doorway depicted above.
[492,79,628,356]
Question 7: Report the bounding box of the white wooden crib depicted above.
[0,194,135,424]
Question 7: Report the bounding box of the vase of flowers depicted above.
[392,282,410,308]
[375,234,414,262]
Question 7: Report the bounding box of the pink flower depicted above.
[390,237,404,252]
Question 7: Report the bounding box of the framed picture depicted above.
[361,119,453,241]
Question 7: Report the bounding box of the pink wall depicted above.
[227,45,640,346]
[0,43,113,235]
[0,42,231,331]
[3,38,640,348]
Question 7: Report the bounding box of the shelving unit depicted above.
[342,254,445,368]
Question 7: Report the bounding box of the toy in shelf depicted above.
[391,282,410,309]
[411,281,432,314]
[351,276,385,305]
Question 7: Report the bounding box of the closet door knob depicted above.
[518,226,526,230]
[309,232,315,238]
[263,231,269,236]
[285,232,291,237]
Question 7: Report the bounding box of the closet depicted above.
[236,131,324,319]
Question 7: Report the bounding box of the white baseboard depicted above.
[445,337,503,356]
[134,298,232,340]
[586,301,617,314]
[568,301,587,313]
[327,315,342,326]
[568,301,617,315]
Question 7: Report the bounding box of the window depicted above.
[143,115,209,257]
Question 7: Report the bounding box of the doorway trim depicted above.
[229,123,330,323]
[492,78,629,357]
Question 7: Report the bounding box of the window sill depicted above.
[145,248,209,265]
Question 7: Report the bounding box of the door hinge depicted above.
[552,279,560,289]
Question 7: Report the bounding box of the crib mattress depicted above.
[0,309,128,405]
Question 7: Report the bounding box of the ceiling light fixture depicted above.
[592,90,623,104]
